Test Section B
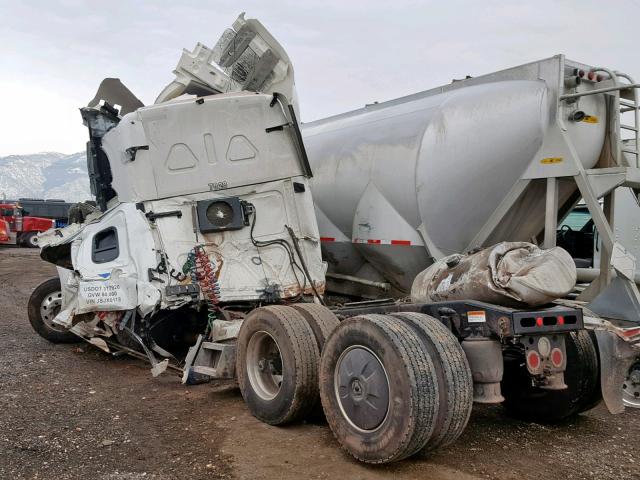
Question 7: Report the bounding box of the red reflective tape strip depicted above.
[341,238,415,246]
[320,237,335,242]
[621,327,640,338]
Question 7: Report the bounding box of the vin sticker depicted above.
[77,279,137,312]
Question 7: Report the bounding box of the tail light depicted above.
[551,348,564,368]
[527,350,541,370]
[519,315,577,329]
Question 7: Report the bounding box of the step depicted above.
[585,167,640,196]
[201,341,230,351]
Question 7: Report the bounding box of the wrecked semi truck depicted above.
[27,14,640,464]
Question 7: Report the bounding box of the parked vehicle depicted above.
[10,198,75,227]
[27,14,640,464]
[0,219,9,242]
[0,202,55,247]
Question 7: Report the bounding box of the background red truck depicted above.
[0,203,54,247]
[0,219,8,242]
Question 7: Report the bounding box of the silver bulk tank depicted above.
[302,56,609,294]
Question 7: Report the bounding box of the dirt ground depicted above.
[0,248,638,480]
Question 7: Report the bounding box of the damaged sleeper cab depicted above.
[32,13,328,402]
[26,13,640,466]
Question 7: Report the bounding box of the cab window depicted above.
[92,227,119,263]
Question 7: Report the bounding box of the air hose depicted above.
[183,246,221,330]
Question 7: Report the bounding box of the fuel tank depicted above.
[302,56,607,293]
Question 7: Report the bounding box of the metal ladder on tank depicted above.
[555,69,640,313]
[617,72,640,167]
[561,68,640,168]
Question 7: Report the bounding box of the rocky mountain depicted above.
[0,152,91,202]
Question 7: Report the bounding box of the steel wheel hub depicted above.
[40,290,64,331]
[335,345,390,431]
[623,363,640,408]
[246,331,283,401]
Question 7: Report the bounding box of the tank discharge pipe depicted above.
[576,267,640,285]
[461,337,505,404]
[325,272,391,291]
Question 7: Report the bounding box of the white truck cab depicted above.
[34,14,326,379]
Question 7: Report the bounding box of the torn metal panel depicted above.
[155,13,295,107]
[87,78,144,116]
[595,329,640,413]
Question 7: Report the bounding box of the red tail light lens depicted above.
[587,71,596,81]
[536,317,544,327]
[527,351,541,370]
[551,348,564,367]
[557,316,565,326]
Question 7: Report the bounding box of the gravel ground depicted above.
[1,248,638,479]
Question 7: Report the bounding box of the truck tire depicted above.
[577,330,602,413]
[290,303,340,350]
[22,232,39,248]
[319,314,439,463]
[502,330,599,423]
[27,277,78,343]
[236,305,319,425]
[390,312,473,452]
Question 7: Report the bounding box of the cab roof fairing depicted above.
[80,13,300,211]
[154,13,298,114]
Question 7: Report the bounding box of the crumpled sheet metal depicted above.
[411,242,577,308]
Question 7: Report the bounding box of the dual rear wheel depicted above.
[319,313,473,463]
[236,304,339,425]
[236,308,473,464]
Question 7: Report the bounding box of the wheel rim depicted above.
[623,363,640,408]
[40,290,65,332]
[246,330,284,400]
[29,235,38,247]
[334,345,390,432]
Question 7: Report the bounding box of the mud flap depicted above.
[595,329,639,413]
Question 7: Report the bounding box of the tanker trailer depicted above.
[303,56,637,298]
[303,55,640,422]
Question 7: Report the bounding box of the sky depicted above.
[0,0,638,156]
